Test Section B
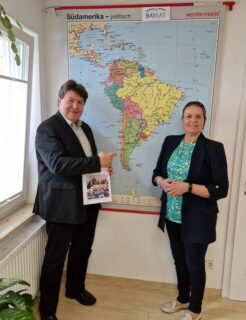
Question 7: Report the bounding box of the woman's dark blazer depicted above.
[33,111,101,224]
[152,133,229,244]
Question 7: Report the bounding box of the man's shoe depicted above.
[161,300,189,313]
[65,289,97,305]
[40,314,58,320]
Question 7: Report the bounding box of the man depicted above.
[33,80,115,320]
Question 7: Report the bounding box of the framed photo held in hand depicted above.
[82,170,112,205]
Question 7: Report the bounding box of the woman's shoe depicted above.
[160,300,189,313]
[178,312,202,320]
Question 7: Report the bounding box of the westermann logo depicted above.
[142,7,170,22]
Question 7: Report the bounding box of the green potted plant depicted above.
[0,278,36,320]
[0,3,22,65]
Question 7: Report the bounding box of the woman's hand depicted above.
[157,178,175,193]
[162,179,188,197]
[158,178,210,199]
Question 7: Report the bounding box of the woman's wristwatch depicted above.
[188,183,193,193]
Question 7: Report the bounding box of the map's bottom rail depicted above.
[112,194,160,207]
[101,194,161,214]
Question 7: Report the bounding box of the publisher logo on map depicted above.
[142,7,170,22]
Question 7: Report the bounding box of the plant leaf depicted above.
[0,279,30,292]
[0,298,11,308]
[0,4,23,66]
[0,5,6,15]
[15,289,28,294]
[0,308,36,320]
[1,16,12,29]
[3,291,30,311]
[21,293,34,307]
[7,29,16,42]
[15,54,21,66]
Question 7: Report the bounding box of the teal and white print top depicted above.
[166,139,196,223]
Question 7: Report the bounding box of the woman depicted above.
[152,101,228,320]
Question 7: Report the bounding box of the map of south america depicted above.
[68,19,218,206]
[105,59,182,170]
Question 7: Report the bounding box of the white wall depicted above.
[8,0,241,293]
[223,57,246,300]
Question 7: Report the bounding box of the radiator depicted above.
[0,217,46,296]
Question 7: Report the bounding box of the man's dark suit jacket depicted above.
[152,133,229,244]
[33,111,101,224]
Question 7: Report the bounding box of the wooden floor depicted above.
[33,274,246,320]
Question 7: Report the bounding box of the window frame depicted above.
[0,24,34,219]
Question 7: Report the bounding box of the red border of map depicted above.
[52,2,235,12]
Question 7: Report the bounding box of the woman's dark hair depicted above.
[58,79,88,102]
[182,101,207,120]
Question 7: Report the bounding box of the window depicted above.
[0,26,33,218]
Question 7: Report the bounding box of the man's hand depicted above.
[98,152,116,168]
[104,166,113,176]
